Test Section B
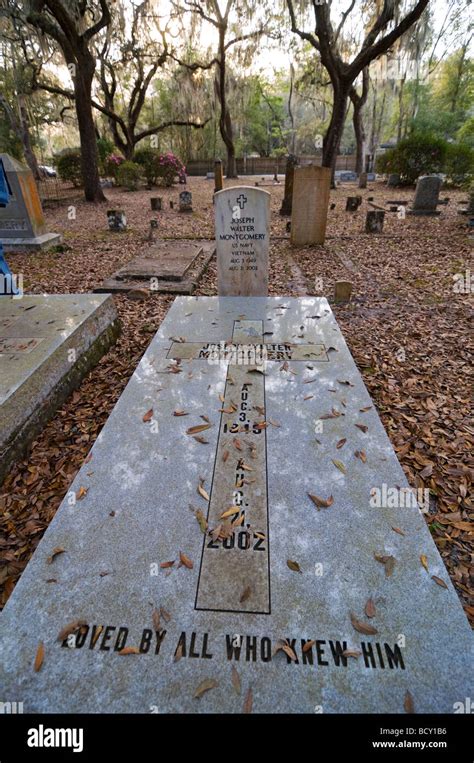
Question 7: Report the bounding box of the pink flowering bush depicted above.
[134,148,185,186]
[158,152,186,186]
[104,153,125,181]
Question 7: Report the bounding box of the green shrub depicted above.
[97,137,115,173]
[116,160,142,190]
[134,147,161,186]
[56,148,82,187]
[444,143,474,187]
[456,117,474,149]
[375,134,448,185]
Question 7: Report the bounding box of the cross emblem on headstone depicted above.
[236,194,248,210]
[167,320,329,614]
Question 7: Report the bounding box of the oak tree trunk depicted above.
[74,55,106,202]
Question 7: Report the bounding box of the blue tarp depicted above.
[0,159,12,207]
[0,158,20,295]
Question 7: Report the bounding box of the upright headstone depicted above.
[215,186,269,296]
[387,173,401,187]
[179,191,193,213]
[291,165,331,246]
[279,154,298,216]
[0,154,61,251]
[214,160,223,194]
[150,197,162,211]
[366,210,385,233]
[334,280,352,302]
[346,196,362,212]
[107,210,127,231]
[409,175,442,216]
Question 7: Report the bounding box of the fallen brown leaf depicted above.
[194,678,218,698]
[34,641,45,672]
[308,493,334,509]
[179,551,194,569]
[350,612,378,635]
[46,547,66,564]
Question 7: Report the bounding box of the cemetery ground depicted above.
[0,176,472,633]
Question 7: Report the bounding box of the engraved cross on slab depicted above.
[167,320,329,615]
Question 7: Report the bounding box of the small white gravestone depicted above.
[214,186,270,296]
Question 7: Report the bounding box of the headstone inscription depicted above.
[0,294,120,486]
[0,296,472,714]
[291,165,331,246]
[409,175,442,216]
[215,187,270,297]
[0,154,61,251]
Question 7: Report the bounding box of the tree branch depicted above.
[136,117,210,143]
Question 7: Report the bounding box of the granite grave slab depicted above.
[0,296,472,714]
[0,294,120,485]
[95,240,215,295]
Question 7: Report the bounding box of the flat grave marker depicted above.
[0,294,119,485]
[0,296,472,714]
[95,240,215,295]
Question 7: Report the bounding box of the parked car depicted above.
[39,165,57,178]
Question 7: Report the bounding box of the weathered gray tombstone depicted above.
[215,186,269,296]
[150,197,162,211]
[366,210,385,233]
[179,191,193,213]
[107,210,127,231]
[0,154,61,251]
[346,196,362,212]
[409,175,442,216]
[334,280,352,302]
[279,154,298,216]
[291,165,331,246]
[0,294,119,486]
[214,160,223,194]
[0,295,472,714]
[358,172,368,189]
[147,219,159,242]
[387,173,401,187]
